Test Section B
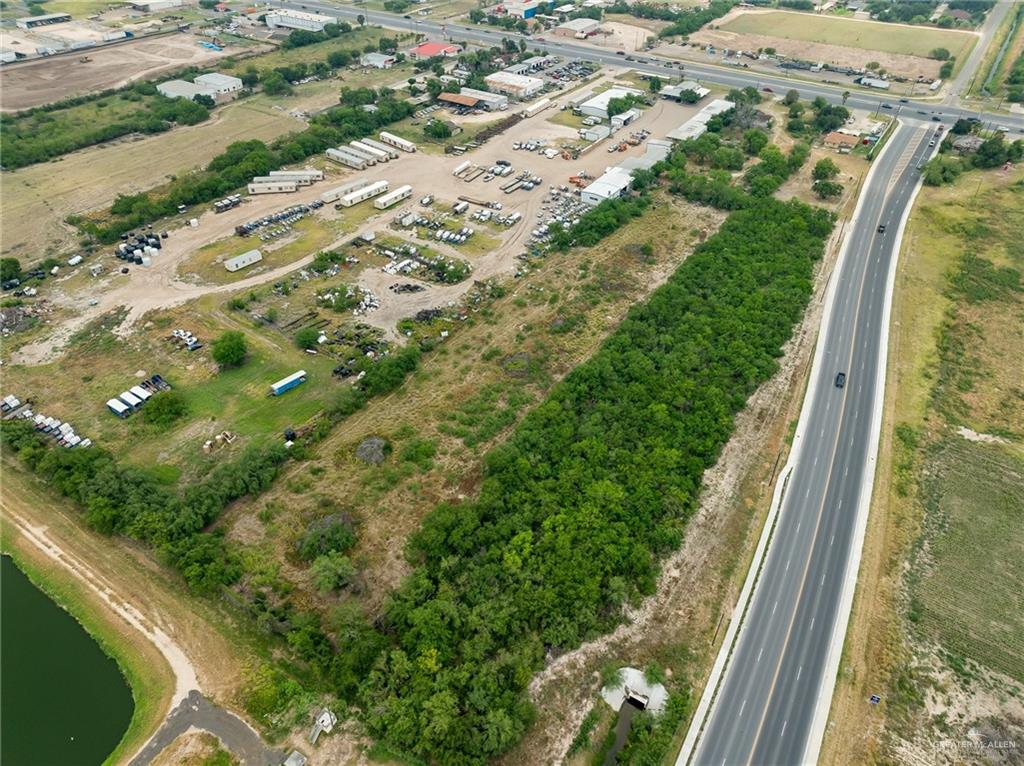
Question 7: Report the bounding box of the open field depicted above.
[691,9,976,80]
[0,33,235,112]
[822,168,1024,766]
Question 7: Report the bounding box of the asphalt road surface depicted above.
[276,1,1024,135]
[687,124,937,766]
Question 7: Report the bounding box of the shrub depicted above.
[143,391,188,428]
[211,330,248,368]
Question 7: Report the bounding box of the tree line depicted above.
[349,192,833,762]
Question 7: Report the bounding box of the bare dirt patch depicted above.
[0,33,239,112]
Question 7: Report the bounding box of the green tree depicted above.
[311,552,356,593]
[813,180,843,199]
[648,76,663,93]
[424,120,452,139]
[295,327,321,349]
[144,391,188,428]
[357,13,365,25]
[743,128,768,155]
[211,330,248,368]
[261,71,292,96]
[812,158,840,181]
[0,258,21,283]
[783,88,800,105]
[930,47,951,61]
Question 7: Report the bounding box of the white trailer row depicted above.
[374,184,412,210]
[321,178,372,204]
[360,137,400,159]
[326,147,370,170]
[339,180,389,207]
[248,179,297,194]
[265,168,323,184]
[379,131,416,153]
[350,140,392,163]
[22,409,92,448]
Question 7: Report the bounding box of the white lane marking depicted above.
[830,534,835,546]
[757,648,764,663]
[786,558,791,572]
[821,573,826,586]
[796,521,801,534]
[810,617,815,632]
[772,600,778,616]
[780,720,788,738]
[740,699,747,716]
[797,665,803,681]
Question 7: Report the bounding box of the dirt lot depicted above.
[0,32,235,112]
[9,77,706,364]
[690,8,977,80]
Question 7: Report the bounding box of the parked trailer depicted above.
[247,180,297,194]
[464,167,486,182]
[343,143,381,164]
[379,131,416,153]
[271,370,307,396]
[320,179,371,203]
[350,140,391,163]
[340,180,389,207]
[360,137,399,159]
[326,147,368,170]
[107,398,130,417]
[452,201,469,214]
[452,160,471,176]
[119,390,143,410]
[525,97,551,117]
[267,168,323,183]
[130,385,152,402]
[501,179,523,193]
[374,184,412,210]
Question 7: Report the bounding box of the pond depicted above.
[1,555,134,766]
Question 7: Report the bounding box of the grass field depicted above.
[721,10,976,61]
[821,168,1024,765]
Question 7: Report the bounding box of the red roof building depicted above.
[408,41,462,59]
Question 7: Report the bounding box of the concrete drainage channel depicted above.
[599,667,669,764]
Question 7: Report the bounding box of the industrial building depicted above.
[611,108,641,128]
[459,87,508,111]
[339,180,389,207]
[157,79,217,101]
[16,12,71,29]
[554,18,600,37]
[503,0,539,18]
[660,80,710,102]
[265,9,336,32]
[666,98,735,142]
[360,52,396,69]
[374,184,413,210]
[439,92,480,109]
[580,124,611,141]
[617,139,672,172]
[379,131,417,152]
[581,167,634,206]
[225,249,263,272]
[578,87,643,120]
[484,71,545,99]
[194,72,244,97]
[408,41,462,59]
[128,0,183,11]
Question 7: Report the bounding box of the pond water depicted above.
[1,554,134,766]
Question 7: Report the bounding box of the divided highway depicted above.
[277,1,1024,135]
[684,124,938,766]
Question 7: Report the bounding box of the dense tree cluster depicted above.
[604,0,735,38]
[356,195,833,763]
[1006,33,1024,102]
[925,133,1024,184]
[82,98,415,242]
[0,419,288,593]
[549,196,650,250]
[1,91,210,169]
[279,22,352,49]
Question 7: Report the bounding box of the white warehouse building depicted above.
[225,249,263,272]
[157,80,216,100]
[266,9,337,32]
[194,72,244,97]
[578,87,644,120]
[459,87,508,111]
[581,167,634,206]
[484,71,545,99]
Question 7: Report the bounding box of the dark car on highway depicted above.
[835,372,846,388]
[877,224,886,233]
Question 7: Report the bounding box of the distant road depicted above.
[276,1,1024,134]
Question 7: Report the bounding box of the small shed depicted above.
[282,752,307,766]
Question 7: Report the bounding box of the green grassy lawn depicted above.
[722,11,976,61]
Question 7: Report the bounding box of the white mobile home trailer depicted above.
[330,145,377,166]
[266,169,324,184]
[374,184,412,210]
[321,179,372,203]
[379,132,417,153]
[342,143,380,164]
[350,140,391,162]
[360,137,399,159]
[225,249,263,272]
[340,180,389,207]
[326,148,368,170]
[248,180,298,194]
